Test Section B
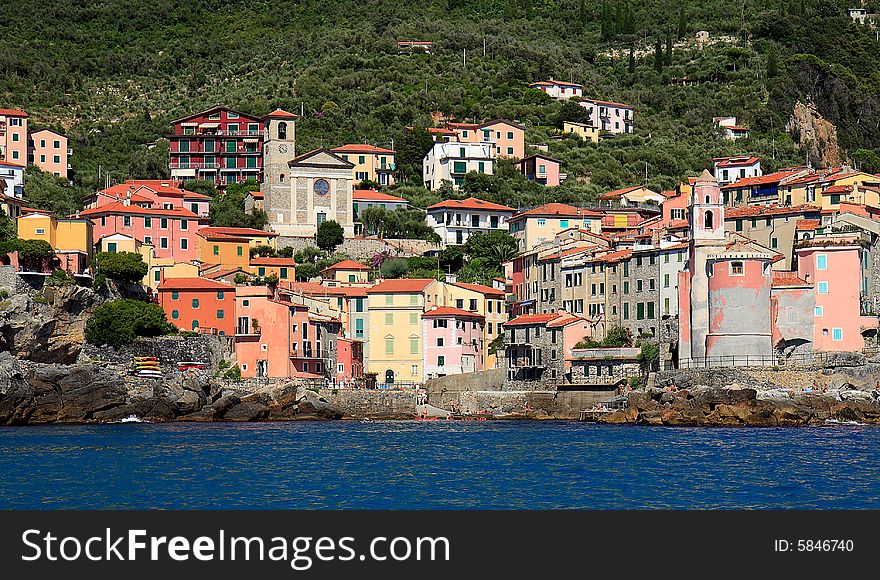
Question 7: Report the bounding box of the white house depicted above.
[425,197,515,246]
[423,141,494,191]
[713,117,750,140]
[529,79,584,100]
[849,8,867,24]
[0,161,25,198]
[578,99,634,134]
[713,156,762,186]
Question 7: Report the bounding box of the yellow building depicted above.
[331,144,396,187]
[249,257,295,281]
[18,212,93,275]
[817,171,880,211]
[95,232,199,290]
[320,259,371,285]
[366,278,441,384]
[562,121,600,143]
[196,227,277,269]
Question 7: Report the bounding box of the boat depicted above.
[111,414,149,424]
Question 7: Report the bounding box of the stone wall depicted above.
[79,335,234,374]
[457,389,614,419]
[277,236,439,261]
[318,388,419,418]
[425,368,504,401]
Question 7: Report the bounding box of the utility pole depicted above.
[483,37,487,57]
[463,48,467,67]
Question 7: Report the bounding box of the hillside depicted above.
[3,0,880,205]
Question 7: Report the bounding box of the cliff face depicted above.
[786,99,843,168]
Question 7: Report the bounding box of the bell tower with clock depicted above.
[263,108,298,232]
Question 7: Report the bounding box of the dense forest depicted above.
[4,0,880,209]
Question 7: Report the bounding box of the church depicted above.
[262,109,356,237]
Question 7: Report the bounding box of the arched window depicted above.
[279,173,285,183]
[385,369,395,384]
[278,122,287,140]
[705,195,710,204]
[704,210,714,229]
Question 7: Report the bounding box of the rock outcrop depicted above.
[786,99,843,168]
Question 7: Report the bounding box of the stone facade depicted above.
[79,335,234,374]
[503,322,565,390]
[569,347,641,387]
[276,236,438,262]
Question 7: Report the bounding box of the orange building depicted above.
[157,277,236,335]
[249,256,295,281]
[197,227,277,268]
[320,259,371,285]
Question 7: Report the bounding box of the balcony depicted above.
[511,356,546,368]
[290,345,321,359]
[170,161,220,170]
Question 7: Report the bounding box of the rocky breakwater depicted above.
[0,354,345,425]
[596,385,880,427]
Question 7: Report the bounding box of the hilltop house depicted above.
[713,156,762,186]
[423,141,494,190]
[425,197,515,246]
[579,99,634,134]
[515,154,563,186]
[714,117,750,140]
[529,79,584,100]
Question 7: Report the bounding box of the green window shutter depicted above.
[237,246,243,256]
[647,302,655,319]
[280,268,288,279]
[213,245,219,255]
[637,303,645,320]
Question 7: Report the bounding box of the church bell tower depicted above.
[263,109,298,231]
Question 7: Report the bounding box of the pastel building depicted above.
[677,170,778,364]
[86,180,211,218]
[157,277,236,335]
[0,161,24,197]
[515,154,562,186]
[336,338,365,384]
[320,259,371,286]
[425,197,515,246]
[0,109,28,166]
[529,79,584,100]
[796,234,877,352]
[579,99,633,134]
[713,156,761,186]
[80,203,203,263]
[562,121,600,143]
[331,144,395,186]
[423,142,494,190]
[714,116,750,140]
[422,306,485,378]
[367,278,441,384]
[168,106,264,187]
[249,257,295,281]
[352,189,407,221]
[17,212,94,275]
[508,203,604,250]
[28,128,70,179]
[441,281,508,369]
[196,227,277,269]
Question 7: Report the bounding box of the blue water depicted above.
[1,421,879,509]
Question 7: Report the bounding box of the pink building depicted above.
[515,154,562,186]
[422,306,485,379]
[157,277,236,335]
[0,109,28,166]
[80,202,204,262]
[427,119,525,159]
[336,338,364,384]
[796,235,877,352]
[87,180,211,217]
[28,128,70,179]
[234,286,343,380]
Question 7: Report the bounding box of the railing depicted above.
[170,161,220,170]
[669,351,874,370]
[217,130,263,137]
[512,357,544,368]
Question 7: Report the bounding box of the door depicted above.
[462,355,475,373]
[256,360,268,378]
[385,369,395,385]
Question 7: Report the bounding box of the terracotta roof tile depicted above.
[426,197,515,212]
[352,189,407,203]
[451,282,505,297]
[320,259,371,273]
[332,144,395,154]
[367,278,435,294]
[422,306,485,319]
[158,277,234,291]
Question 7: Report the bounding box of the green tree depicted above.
[456,257,500,286]
[396,127,434,182]
[96,251,149,283]
[295,263,319,281]
[677,5,687,39]
[16,239,55,271]
[0,212,16,242]
[638,342,660,373]
[316,220,344,251]
[22,166,86,218]
[766,43,778,79]
[553,100,593,127]
[665,34,673,65]
[209,181,266,229]
[603,325,633,347]
[464,230,519,266]
[85,299,175,349]
[628,46,636,76]
[380,257,409,279]
[181,179,218,198]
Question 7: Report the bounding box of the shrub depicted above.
[380,257,409,279]
[316,220,344,251]
[85,299,174,349]
[96,251,148,283]
[223,365,242,380]
[46,269,74,287]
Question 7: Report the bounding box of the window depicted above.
[637,280,643,292]
[637,302,645,320]
[192,298,200,309]
[154,270,160,283]
[469,299,478,311]
[410,312,418,325]
[560,219,569,229]
[171,292,179,300]
[730,261,744,276]
[355,319,364,338]
[623,303,629,320]
[537,219,546,227]
[280,267,288,279]
[455,299,464,309]
[160,218,168,229]
[180,220,188,231]
[818,282,828,294]
[623,281,630,294]
[471,214,480,227]
[507,147,514,155]
[488,322,493,334]
[258,267,266,277]
[817,254,827,270]
[771,238,778,249]
[832,328,843,341]
[53,155,60,164]
[217,310,225,319]
[237,246,243,257]
[410,337,419,354]
[180,238,189,250]
[649,279,655,290]
[355,298,364,313]
[453,161,467,174]
[213,245,219,256]
[123,215,131,227]
[160,237,168,249]
[410,295,419,306]
[704,210,714,229]
[664,274,670,288]
[385,295,394,305]
[830,194,841,205]
[171,310,179,320]
[143,216,152,228]
[436,337,444,347]
[815,306,823,316]
[385,313,394,325]
[647,302,655,319]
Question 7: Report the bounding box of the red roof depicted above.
[248,191,264,199]
[579,98,633,109]
[265,108,298,119]
[250,257,295,266]
[547,312,589,328]
[667,219,689,229]
[367,278,436,294]
[597,186,653,200]
[530,79,584,89]
[822,185,853,195]
[597,249,632,264]
[725,204,821,219]
[80,202,199,218]
[332,144,395,154]
[352,189,406,203]
[771,271,810,288]
[197,227,277,240]
[505,312,564,326]
[157,277,233,291]
[721,170,805,189]
[321,259,370,273]
[0,160,26,168]
[0,109,27,117]
[796,219,821,231]
[422,306,485,320]
[426,197,515,212]
[511,203,603,220]
[713,156,761,168]
[202,267,243,280]
[451,282,505,297]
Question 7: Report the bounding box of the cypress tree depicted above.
[677,5,687,39]
[654,38,663,73]
[628,46,636,75]
[767,44,779,79]
[665,34,673,65]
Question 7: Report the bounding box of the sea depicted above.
[2,421,879,509]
